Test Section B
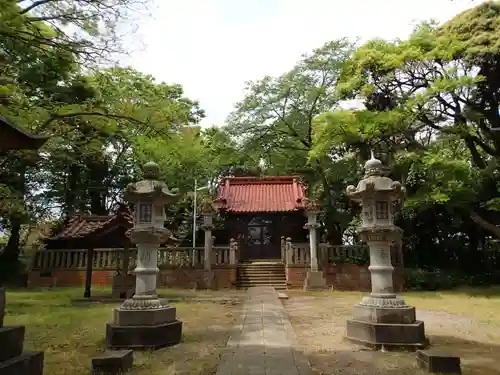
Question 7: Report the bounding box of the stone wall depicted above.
[27,266,237,289]
[286,264,406,292]
[27,270,113,287]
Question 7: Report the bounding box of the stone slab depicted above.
[114,305,176,326]
[106,319,182,350]
[277,292,288,300]
[215,286,312,375]
[0,326,25,362]
[352,304,416,324]
[416,350,461,374]
[0,287,5,327]
[0,351,44,375]
[346,319,428,349]
[91,350,133,374]
[302,271,326,290]
[200,270,215,289]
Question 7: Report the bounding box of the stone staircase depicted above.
[236,260,287,290]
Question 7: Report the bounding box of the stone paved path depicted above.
[215,287,312,375]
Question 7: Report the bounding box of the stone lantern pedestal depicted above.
[345,153,427,349]
[105,162,182,350]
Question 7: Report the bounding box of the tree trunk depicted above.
[469,211,500,239]
[2,216,21,261]
[84,246,94,298]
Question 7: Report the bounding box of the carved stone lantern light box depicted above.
[105,161,183,350]
[344,152,428,349]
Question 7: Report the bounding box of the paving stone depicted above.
[215,287,312,375]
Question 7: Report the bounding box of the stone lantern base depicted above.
[106,298,182,350]
[346,298,428,349]
[302,270,326,290]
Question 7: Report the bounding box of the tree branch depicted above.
[470,211,500,239]
[19,0,58,15]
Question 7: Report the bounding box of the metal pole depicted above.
[193,178,197,248]
[192,179,197,267]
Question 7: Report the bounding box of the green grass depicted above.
[4,287,244,375]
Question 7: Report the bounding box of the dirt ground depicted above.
[284,290,500,375]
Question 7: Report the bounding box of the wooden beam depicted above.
[84,246,94,298]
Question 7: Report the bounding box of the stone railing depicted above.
[318,244,370,265]
[280,237,370,267]
[31,246,237,271]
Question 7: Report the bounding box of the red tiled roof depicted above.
[47,202,134,241]
[214,176,306,213]
[46,202,180,244]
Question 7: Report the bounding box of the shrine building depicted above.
[28,175,405,293]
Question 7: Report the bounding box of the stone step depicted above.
[238,274,285,278]
[238,263,284,267]
[236,284,287,290]
[238,267,285,272]
[91,350,133,374]
[238,272,286,277]
[0,352,44,375]
[0,326,25,362]
[237,276,286,282]
[236,280,287,286]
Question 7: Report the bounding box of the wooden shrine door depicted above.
[244,216,279,260]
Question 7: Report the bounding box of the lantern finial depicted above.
[364,150,383,177]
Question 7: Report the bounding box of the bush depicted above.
[407,269,464,291]
[406,268,500,291]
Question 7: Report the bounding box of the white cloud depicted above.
[122,0,485,126]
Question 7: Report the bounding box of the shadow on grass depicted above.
[70,295,244,307]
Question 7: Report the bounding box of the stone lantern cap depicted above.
[124,161,179,204]
[346,152,405,203]
[303,198,320,214]
[201,198,216,215]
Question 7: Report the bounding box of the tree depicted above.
[227,39,356,243]
[1,0,149,63]
[313,2,500,239]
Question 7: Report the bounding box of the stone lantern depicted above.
[105,161,182,350]
[345,152,427,349]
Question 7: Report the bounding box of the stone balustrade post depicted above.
[229,238,238,265]
[280,236,286,263]
[285,237,293,264]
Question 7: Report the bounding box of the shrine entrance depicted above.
[242,216,280,260]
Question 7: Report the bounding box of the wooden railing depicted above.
[31,246,234,271]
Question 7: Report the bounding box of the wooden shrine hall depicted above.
[213,176,309,261]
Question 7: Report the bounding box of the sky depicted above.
[123,0,485,126]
